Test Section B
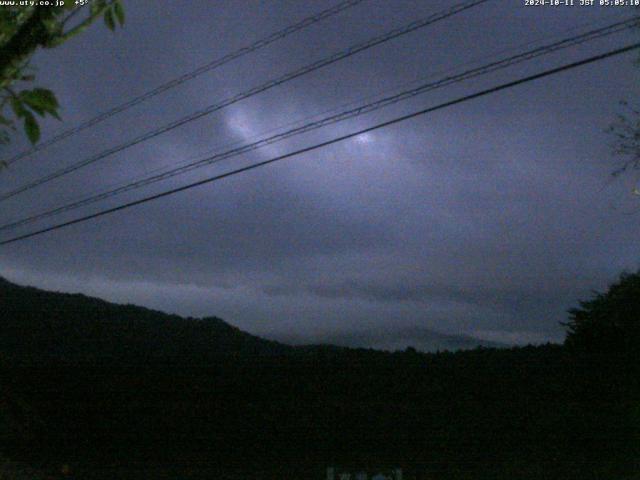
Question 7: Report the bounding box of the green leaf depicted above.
[10,98,26,118]
[33,88,58,108]
[28,105,46,117]
[91,0,107,16]
[114,1,125,26]
[23,111,40,144]
[19,88,60,120]
[48,108,61,121]
[104,8,115,31]
[20,88,59,113]
[20,96,45,117]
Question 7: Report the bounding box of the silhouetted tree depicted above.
[564,271,640,356]
[3,277,640,478]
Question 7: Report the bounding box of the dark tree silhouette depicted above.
[564,271,640,356]
[2,277,640,479]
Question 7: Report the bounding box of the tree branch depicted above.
[0,8,58,89]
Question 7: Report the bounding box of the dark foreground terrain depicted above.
[1,277,639,479]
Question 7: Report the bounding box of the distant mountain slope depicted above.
[281,326,505,353]
[0,276,291,364]
[0,276,503,365]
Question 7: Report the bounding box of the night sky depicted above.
[1,0,639,350]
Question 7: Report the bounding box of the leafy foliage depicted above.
[564,270,640,355]
[3,87,61,145]
[0,1,124,154]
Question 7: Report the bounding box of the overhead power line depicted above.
[1,41,638,247]
[1,16,636,233]
[0,0,490,202]
[21,12,626,221]
[4,0,368,166]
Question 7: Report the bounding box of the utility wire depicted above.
[4,0,368,166]
[0,0,490,202]
[1,17,636,233]
[1,41,638,247]
[29,11,627,218]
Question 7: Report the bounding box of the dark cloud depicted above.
[1,0,639,349]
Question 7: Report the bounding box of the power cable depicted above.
[4,0,368,166]
[1,17,636,233]
[0,0,490,201]
[1,41,637,246]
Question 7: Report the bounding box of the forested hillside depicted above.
[0,276,291,364]
[1,276,639,479]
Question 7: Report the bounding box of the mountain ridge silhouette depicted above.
[0,276,504,364]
